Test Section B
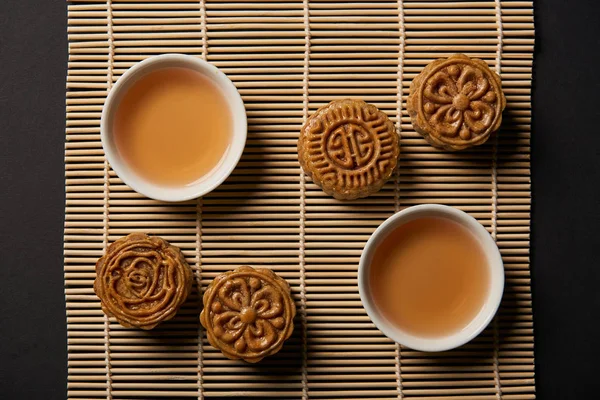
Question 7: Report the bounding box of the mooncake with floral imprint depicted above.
[200,266,296,363]
[298,99,399,200]
[407,54,506,151]
[94,233,193,330]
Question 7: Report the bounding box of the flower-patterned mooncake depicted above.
[407,54,506,151]
[200,266,296,363]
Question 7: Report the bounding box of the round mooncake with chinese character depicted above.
[298,99,399,200]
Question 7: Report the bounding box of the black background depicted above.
[1,0,599,398]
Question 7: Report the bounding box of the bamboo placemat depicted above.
[65,1,534,398]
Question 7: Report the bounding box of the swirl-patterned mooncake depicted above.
[200,266,296,363]
[94,233,193,330]
[407,53,506,151]
[298,99,399,200]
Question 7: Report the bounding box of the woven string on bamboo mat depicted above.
[65,1,534,399]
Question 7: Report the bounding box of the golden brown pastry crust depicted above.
[200,266,296,363]
[298,99,399,200]
[407,54,506,151]
[94,233,193,330]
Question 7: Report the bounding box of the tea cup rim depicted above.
[358,204,504,352]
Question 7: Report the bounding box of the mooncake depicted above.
[94,233,193,330]
[200,266,296,363]
[298,99,399,200]
[407,54,506,151]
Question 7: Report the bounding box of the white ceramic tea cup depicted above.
[358,204,504,352]
[101,54,247,202]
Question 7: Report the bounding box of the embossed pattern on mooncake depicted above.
[298,99,400,200]
[200,266,296,363]
[94,233,193,330]
[407,53,506,151]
